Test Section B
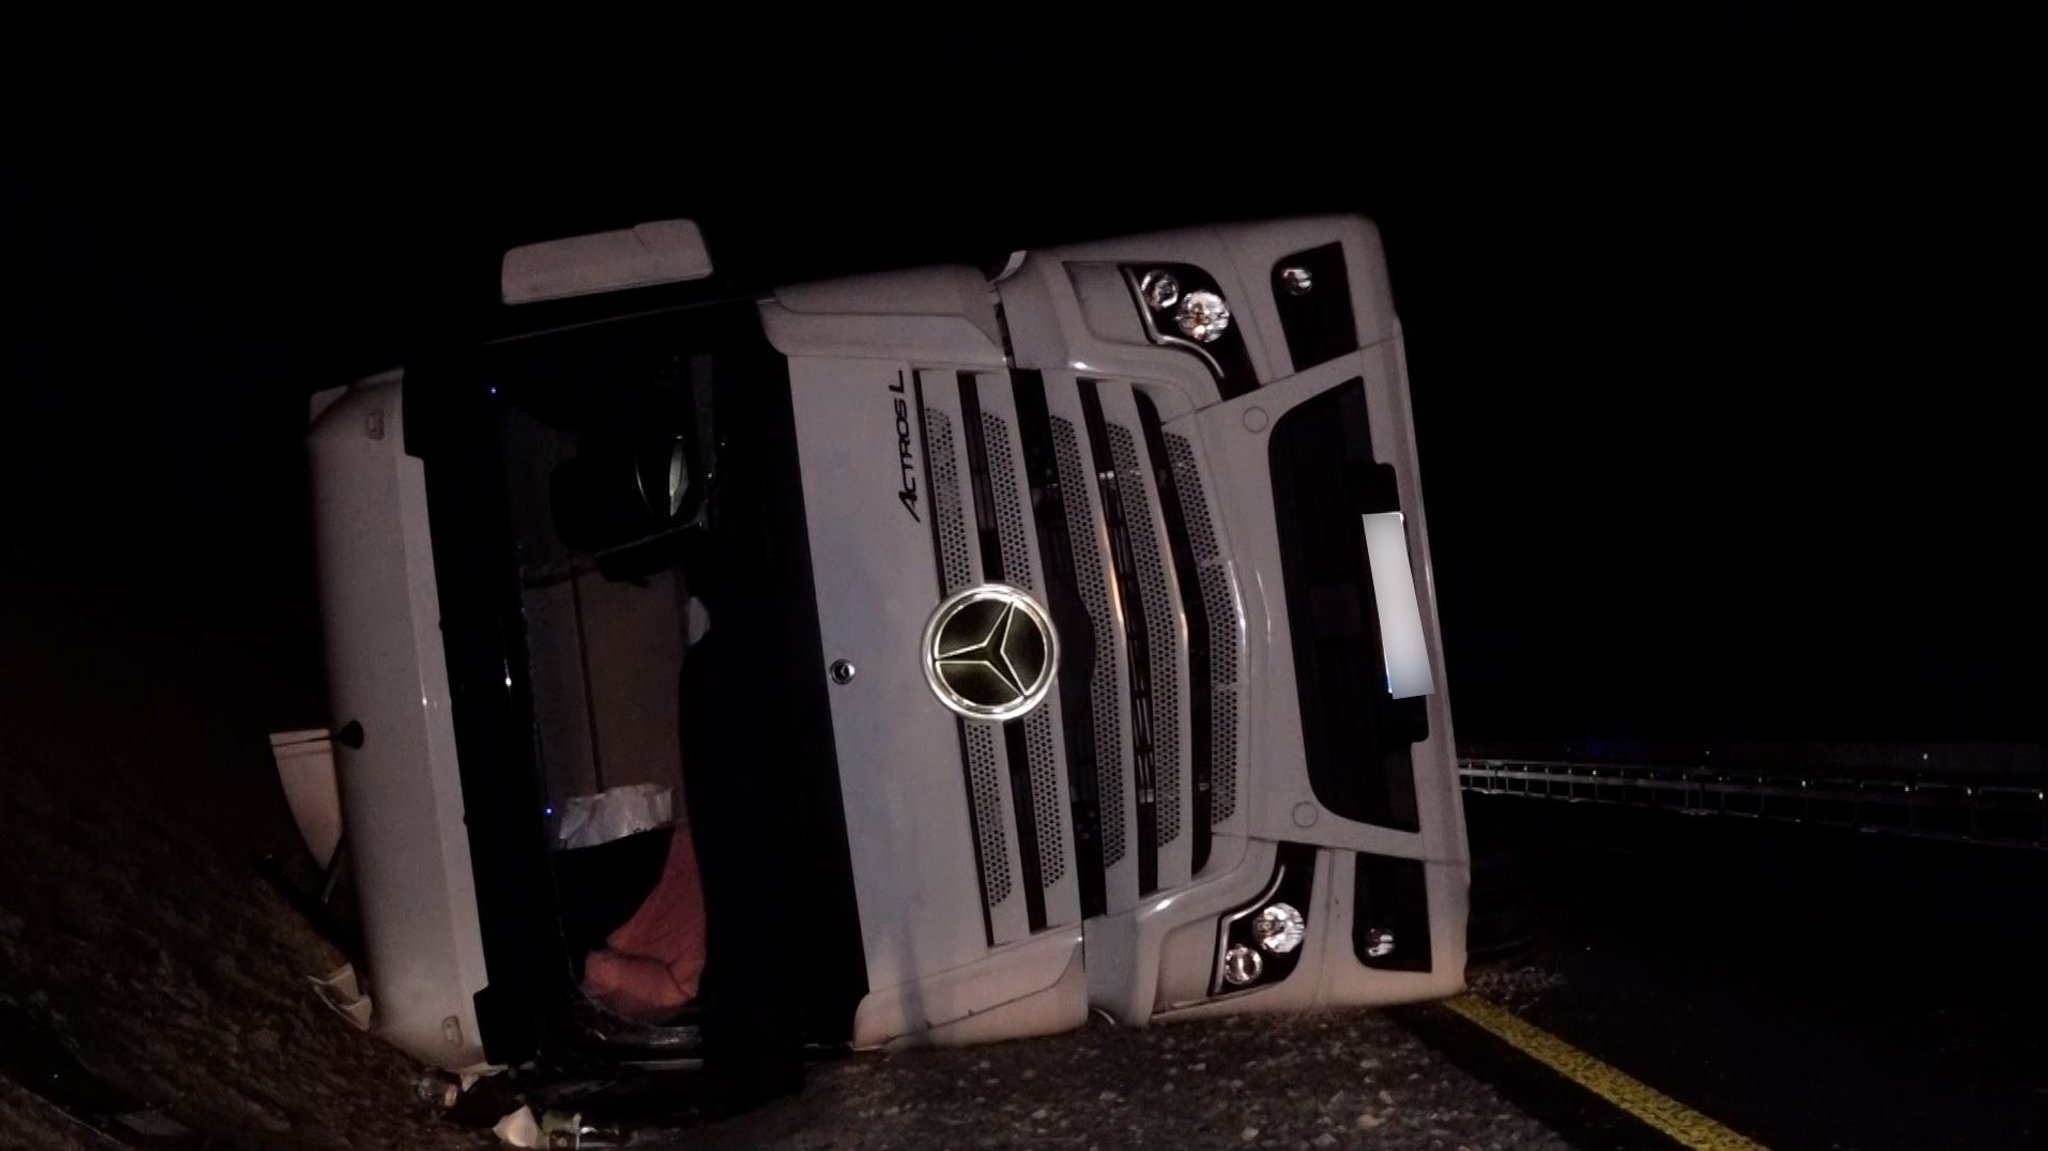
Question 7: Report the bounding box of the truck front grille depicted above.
[921,371,1242,929]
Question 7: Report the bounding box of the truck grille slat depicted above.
[1140,398,1212,871]
[982,409,1070,902]
[1163,432,1242,827]
[962,721,1012,908]
[1022,710,1066,887]
[1105,422,1184,856]
[925,409,973,595]
[922,401,1017,941]
[957,380,1049,933]
[1050,415,1128,872]
[982,413,1034,585]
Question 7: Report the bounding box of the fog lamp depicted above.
[1140,270,1181,310]
[1221,944,1264,986]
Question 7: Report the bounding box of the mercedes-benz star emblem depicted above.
[921,584,1059,720]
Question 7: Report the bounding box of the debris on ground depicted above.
[1466,965,1567,1011]
[491,1106,539,1148]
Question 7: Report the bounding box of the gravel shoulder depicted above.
[0,1076,128,1151]
[680,1011,1566,1151]
[0,584,487,1151]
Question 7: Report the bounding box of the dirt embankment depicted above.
[0,581,485,1150]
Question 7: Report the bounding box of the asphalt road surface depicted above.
[1462,794,2048,1148]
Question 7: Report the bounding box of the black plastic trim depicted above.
[1268,379,1426,831]
[1353,853,1434,972]
[1002,720,1049,933]
[1271,244,1359,372]
[956,374,1006,582]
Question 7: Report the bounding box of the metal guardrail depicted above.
[1458,759,2048,849]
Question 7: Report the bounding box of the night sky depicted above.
[3,105,2035,747]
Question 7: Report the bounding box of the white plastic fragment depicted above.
[493,1105,541,1147]
[307,964,372,1031]
[555,783,675,849]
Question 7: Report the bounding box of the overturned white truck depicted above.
[298,216,1469,1090]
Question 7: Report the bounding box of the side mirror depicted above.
[636,435,690,519]
[501,220,714,305]
[550,352,718,571]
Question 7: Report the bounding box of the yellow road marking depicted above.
[1445,994,1768,1151]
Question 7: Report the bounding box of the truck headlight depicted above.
[1252,902,1305,954]
[1174,290,1231,343]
